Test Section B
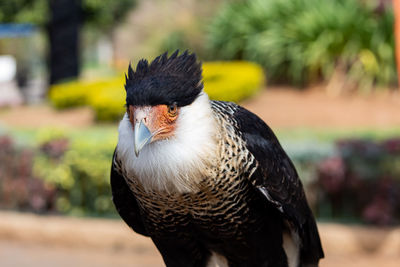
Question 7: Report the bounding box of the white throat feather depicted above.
[116,93,217,193]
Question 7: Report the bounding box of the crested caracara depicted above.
[111,51,324,267]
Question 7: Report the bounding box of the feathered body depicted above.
[111,51,324,267]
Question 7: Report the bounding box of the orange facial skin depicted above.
[128,104,179,142]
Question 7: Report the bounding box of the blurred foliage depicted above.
[278,137,400,225]
[203,61,264,102]
[0,0,48,26]
[0,135,56,213]
[32,132,115,216]
[316,138,400,225]
[158,28,211,61]
[82,0,136,32]
[0,0,135,30]
[207,0,396,89]
[159,30,190,55]
[123,0,224,62]
[277,127,400,143]
[49,76,125,121]
[49,61,265,121]
[0,129,116,216]
[1,128,400,224]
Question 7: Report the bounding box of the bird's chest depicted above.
[118,112,260,238]
[125,167,262,240]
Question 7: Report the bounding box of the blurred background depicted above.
[0,0,400,266]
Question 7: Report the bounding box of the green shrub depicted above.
[49,78,123,109]
[49,76,125,121]
[3,127,400,224]
[159,31,191,55]
[207,0,396,88]
[32,130,116,216]
[0,135,57,213]
[87,81,126,121]
[49,61,265,121]
[316,138,400,225]
[49,81,89,109]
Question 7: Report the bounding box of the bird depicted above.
[111,50,324,267]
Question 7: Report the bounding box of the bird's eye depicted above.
[167,103,178,116]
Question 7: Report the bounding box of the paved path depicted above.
[0,212,399,267]
[0,240,161,267]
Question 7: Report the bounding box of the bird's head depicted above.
[117,51,217,192]
[124,50,204,156]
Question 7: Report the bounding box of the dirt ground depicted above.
[0,212,400,267]
[1,86,400,129]
[242,86,400,129]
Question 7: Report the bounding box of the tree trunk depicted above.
[48,0,81,85]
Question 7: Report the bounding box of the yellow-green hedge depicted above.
[50,77,126,121]
[49,61,264,121]
[203,61,264,102]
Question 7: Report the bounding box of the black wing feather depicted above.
[110,151,149,236]
[230,103,324,264]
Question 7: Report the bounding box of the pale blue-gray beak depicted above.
[134,120,153,157]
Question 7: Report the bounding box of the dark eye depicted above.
[167,103,178,116]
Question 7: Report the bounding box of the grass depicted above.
[275,127,400,142]
[1,125,118,147]
[2,124,399,149]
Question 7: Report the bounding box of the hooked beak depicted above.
[134,119,153,157]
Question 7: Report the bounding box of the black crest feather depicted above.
[125,50,203,107]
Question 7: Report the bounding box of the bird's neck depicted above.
[117,93,218,193]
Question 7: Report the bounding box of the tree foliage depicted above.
[0,0,48,26]
[208,0,396,88]
[82,0,136,31]
[0,0,136,29]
